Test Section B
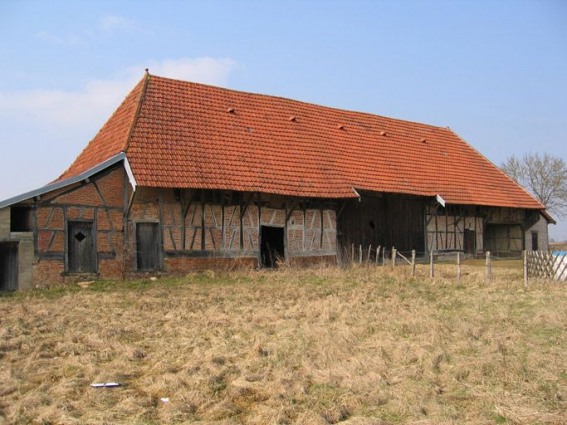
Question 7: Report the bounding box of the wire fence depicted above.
[338,243,567,285]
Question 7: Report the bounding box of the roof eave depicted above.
[0,153,135,210]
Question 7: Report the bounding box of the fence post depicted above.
[359,245,363,265]
[382,246,386,267]
[367,245,372,264]
[485,251,492,284]
[523,250,528,288]
[457,252,462,283]
[429,250,434,278]
[411,250,416,277]
[391,248,396,270]
[351,244,354,265]
[376,246,381,266]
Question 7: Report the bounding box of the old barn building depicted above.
[0,73,553,290]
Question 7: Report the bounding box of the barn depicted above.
[0,73,553,290]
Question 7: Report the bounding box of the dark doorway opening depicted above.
[136,222,160,271]
[531,231,539,251]
[0,242,18,291]
[464,229,476,255]
[68,221,96,273]
[260,226,285,268]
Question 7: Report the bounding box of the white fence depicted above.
[526,251,567,282]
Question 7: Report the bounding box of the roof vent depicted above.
[420,138,427,143]
[380,131,387,136]
[227,107,236,113]
[289,116,297,122]
[337,124,345,130]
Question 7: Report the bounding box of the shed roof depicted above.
[58,73,543,209]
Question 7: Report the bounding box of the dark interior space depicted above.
[0,242,18,291]
[10,206,32,232]
[464,229,476,254]
[261,226,285,268]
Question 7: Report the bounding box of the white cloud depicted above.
[35,30,86,47]
[0,57,239,200]
[99,15,138,34]
[0,57,238,130]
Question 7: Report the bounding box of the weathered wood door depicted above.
[136,223,159,271]
[68,221,96,273]
[0,242,18,291]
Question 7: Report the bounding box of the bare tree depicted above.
[501,153,567,218]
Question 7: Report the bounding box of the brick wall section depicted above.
[164,257,258,274]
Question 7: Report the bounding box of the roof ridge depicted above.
[123,71,151,154]
[150,74,446,131]
[447,127,544,210]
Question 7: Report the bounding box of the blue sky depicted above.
[1,0,566,240]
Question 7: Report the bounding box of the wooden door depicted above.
[68,221,96,273]
[0,242,18,291]
[136,223,159,271]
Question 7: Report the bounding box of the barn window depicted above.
[10,206,32,232]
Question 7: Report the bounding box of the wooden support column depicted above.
[457,252,462,283]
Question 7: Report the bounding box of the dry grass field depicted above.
[1,262,566,425]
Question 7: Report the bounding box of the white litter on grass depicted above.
[160,398,170,403]
[90,382,120,388]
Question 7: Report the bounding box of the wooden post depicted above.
[367,245,372,264]
[376,246,381,266]
[351,243,354,265]
[382,246,386,267]
[523,250,528,288]
[411,250,416,277]
[391,247,396,270]
[359,244,363,265]
[429,250,434,278]
[485,251,492,284]
[457,252,462,283]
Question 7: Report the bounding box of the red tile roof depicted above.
[59,74,544,209]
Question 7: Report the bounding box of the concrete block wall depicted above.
[0,207,9,238]
[525,214,549,251]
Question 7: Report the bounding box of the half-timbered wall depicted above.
[33,166,126,284]
[126,188,338,274]
[425,205,484,253]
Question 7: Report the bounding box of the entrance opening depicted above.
[136,222,160,271]
[484,224,523,255]
[67,221,96,273]
[0,242,18,291]
[463,229,476,255]
[260,226,285,268]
